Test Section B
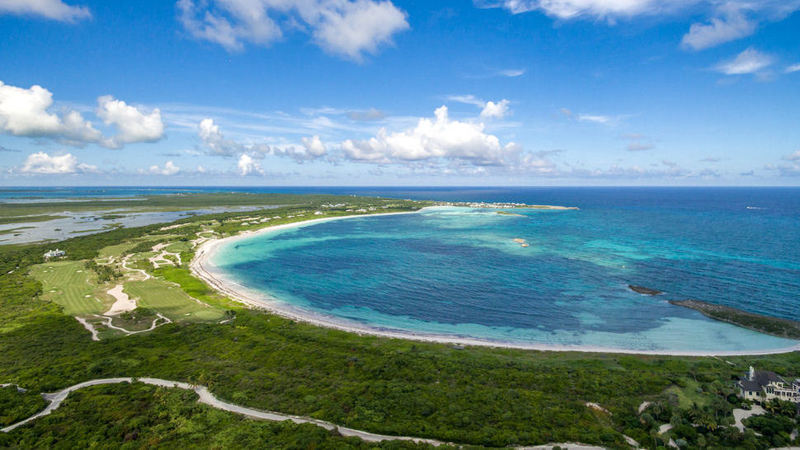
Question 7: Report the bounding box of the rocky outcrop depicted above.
[628,285,662,296]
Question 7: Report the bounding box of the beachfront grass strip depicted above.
[28,261,109,316]
[125,279,224,322]
[155,265,239,310]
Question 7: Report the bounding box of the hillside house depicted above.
[738,366,800,403]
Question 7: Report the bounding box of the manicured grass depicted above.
[165,241,192,254]
[156,265,237,310]
[125,279,225,322]
[28,261,110,316]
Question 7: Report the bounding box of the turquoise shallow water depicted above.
[212,191,800,353]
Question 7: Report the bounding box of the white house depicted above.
[738,366,800,403]
[43,249,65,260]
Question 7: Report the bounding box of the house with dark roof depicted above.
[738,366,800,403]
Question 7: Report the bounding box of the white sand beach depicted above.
[190,211,800,357]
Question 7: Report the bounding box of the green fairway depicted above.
[28,261,110,316]
[125,279,225,322]
[165,240,192,254]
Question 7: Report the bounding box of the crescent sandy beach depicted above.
[191,210,800,357]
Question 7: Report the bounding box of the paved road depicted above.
[1,377,445,445]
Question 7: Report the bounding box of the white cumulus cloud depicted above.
[96,96,165,148]
[302,135,327,157]
[0,80,101,143]
[480,99,511,119]
[197,118,327,163]
[341,105,520,166]
[0,0,90,22]
[0,80,165,149]
[198,118,269,156]
[716,48,773,75]
[237,153,263,176]
[177,0,408,61]
[19,151,95,174]
[149,160,180,176]
[481,1,800,49]
[786,64,800,74]
[312,0,408,61]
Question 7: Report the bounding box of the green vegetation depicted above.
[0,215,67,225]
[0,385,47,428]
[156,266,237,310]
[0,383,435,449]
[671,300,800,339]
[28,261,109,316]
[164,241,192,254]
[0,192,423,219]
[125,279,224,322]
[1,194,798,448]
[0,226,35,236]
[99,214,127,220]
[664,378,711,409]
[111,308,162,332]
[85,260,121,283]
[98,235,167,259]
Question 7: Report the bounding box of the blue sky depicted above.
[0,0,799,186]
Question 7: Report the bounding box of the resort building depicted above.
[43,249,65,260]
[738,366,800,403]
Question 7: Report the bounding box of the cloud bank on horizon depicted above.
[0,0,798,185]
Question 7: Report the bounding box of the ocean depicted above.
[205,187,800,353]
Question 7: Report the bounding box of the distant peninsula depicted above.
[670,300,800,340]
[437,201,579,210]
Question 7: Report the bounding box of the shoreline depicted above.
[190,210,800,357]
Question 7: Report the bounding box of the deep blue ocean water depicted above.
[5,186,799,351]
[206,187,800,352]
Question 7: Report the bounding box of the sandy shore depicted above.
[191,211,800,357]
